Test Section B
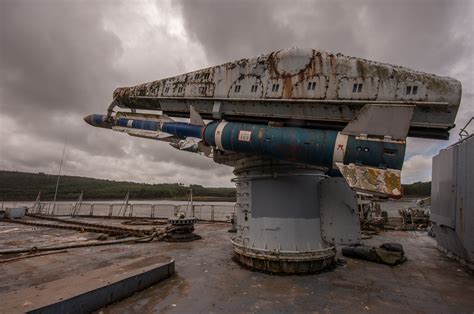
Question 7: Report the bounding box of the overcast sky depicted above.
[1,0,473,188]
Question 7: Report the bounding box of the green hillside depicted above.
[402,181,431,197]
[0,170,431,201]
[0,170,236,201]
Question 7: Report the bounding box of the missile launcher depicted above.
[85,48,462,273]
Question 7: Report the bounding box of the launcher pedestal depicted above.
[231,157,338,274]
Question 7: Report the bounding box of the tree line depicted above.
[0,170,431,201]
[0,171,236,201]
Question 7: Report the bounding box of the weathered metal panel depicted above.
[456,135,474,261]
[247,175,324,250]
[431,147,456,228]
[319,177,360,245]
[341,104,414,140]
[455,137,467,242]
[432,134,474,263]
[112,47,462,139]
[466,136,474,261]
[292,75,328,99]
[251,176,320,219]
[395,80,428,101]
[434,225,469,261]
[336,163,402,198]
[233,158,332,252]
[337,77,380,100]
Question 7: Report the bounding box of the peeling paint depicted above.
[336,163,402,198]
[110,47,461,139]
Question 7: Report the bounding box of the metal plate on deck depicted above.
[1,256,174,313]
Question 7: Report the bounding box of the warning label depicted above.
[238,130,252,142]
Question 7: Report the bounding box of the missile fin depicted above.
[115,112,174,122]
[170,137,213,158]
[190,106,205,126]
[342,104,415,141]
[335,162,402,199]
[112,126,178,142]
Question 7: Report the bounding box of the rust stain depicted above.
[282,76,293,99]
[105,47,460,136]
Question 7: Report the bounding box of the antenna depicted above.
[52,137,67,215]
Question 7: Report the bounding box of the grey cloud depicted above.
[175,0,294,63]
[1,0,123,116]
[1,0,472,188]
[177,0,471,72]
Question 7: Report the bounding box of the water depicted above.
[379,198,418,217]
[1,198,419,220]
[0,200,235,208]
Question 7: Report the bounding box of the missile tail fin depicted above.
[190,106,205,126]
[335,162,402,199]
[342,104,415,141]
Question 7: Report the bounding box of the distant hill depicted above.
[0,170,431,201]
[0,170,236,201]
[402,181,431,197]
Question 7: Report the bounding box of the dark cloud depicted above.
[177,0,373,63]
[1,0,123,116]
[177,0,471,71]
[0,0,472,187]
[0,0,135,168]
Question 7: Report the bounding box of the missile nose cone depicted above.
[83,114,112,129]
[83,114,95,126]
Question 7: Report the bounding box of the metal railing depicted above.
[27,202,236,222]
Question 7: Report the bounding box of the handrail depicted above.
[459,117,473,139]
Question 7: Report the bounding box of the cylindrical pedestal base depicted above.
[232,238,335,273]
[232,157,336,274]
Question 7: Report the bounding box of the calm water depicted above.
[1,198,419,219]
[0,200,235,208]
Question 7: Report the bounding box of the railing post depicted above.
[109,204,113,217]
[90,204,94,216]
[129,204,133,217]
[151,204,155,218]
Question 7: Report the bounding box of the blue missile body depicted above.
[204,121,338,168]
[84,114,203,139]
[161,122,203,139]
[202,121,405,171]
[116,118,159,131]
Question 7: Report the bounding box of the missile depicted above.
[84,104,409,197]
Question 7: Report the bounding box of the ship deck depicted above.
[0,218,473,313]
